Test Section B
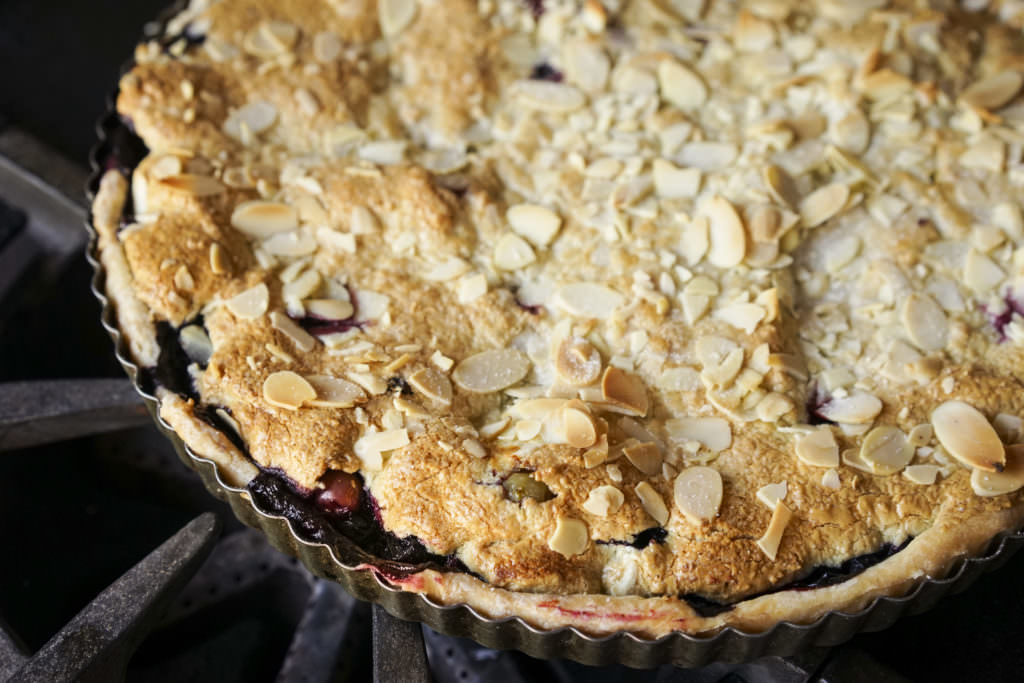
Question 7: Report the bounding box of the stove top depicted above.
[1,2,1023,680]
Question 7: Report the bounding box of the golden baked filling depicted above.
[91,0,1024,636]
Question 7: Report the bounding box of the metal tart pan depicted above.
[83,4,1024,668]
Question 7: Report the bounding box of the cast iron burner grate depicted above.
[0,123,930,683]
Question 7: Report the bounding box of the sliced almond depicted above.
[657,59,707,110]
[701,347,744,387]
[209,243,230,275]
[548,517,589,557]
[600,367,649,416]
[554,337,602,386]
[680,216,709,266]
[507,204,562,247]
[354,428,410,471]
[961,71,1023,111]
[704,196,747,267]
[762,164,801,208]
[821,468,841,489]
[306,375,365,408]
[673,466,723,524]
[231,201,298,238]
[560,402,598,448]
[904,464,940,485]
[756,481,787,508]
[623,441,662,475]
[756,501,792,561]
[306,298,355,321]
[379,0,418,36]
[263,371,317,410]
[714,302,766,334]
[902,293,949,352]
[282,270,322,301]
[555,283,625,319]
[312,31,342,63]
[493,234,536,270]
[972,444,1024,496]
[223,101,277,141]
[157,173,225,196]
[270,311,316,352]
[817,393,882,425]
[452,348,531,393]
[964,248,1005,293]
[514,80,586,112]
[635,482,670,525]
[226,283,269,319]
[756,393,795,423]
[832,109,871,155]
[860,426,913,475]
[931,400,1006,472]
[408,367,453,405]
[652,159,701,199]
[582,486,624,517]
[994,413,1023,444]
[749,205,783,243]
[263,231,317,257]
[800,183,849,228]
[677,141,738,170]
[795,427,839,467]
[665,417,732,452]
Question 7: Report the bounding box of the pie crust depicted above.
[92,0,1024,637]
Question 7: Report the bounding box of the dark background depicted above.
[2,1,1024,680]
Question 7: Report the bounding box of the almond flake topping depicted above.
[560,401,598,448]
[548,517,589,557]
[263,371,317,410]
[554,337,602,386]
[993,414,1023,444]
[354,428,410,471]
[493,234,536,270]
[762,165,801,208]
[157,174,225,196]
[600,367,649,417]
[306,375,365,408]
[452,348,530,393]
[635,482,669,525]
[226,283,269,319]
[673,466,723,525]
[972,444,1024,497]
[623,441,662,475]
[652,159,701,199]
[795,427,839,467]
[931,400,1006,472]
[961,71,1023,111]
[270,311,316,352]
[666,417,732,453]
[514,80,586,112]
[904,464,940,485]
[554,283,625,319]
[817,393,882,425]
[860,426,913,475]
[657,59,707,110]
[223,101,277,141]
[179,325,213,365]
[231,201,298,238]
[507,204,561,247]
[756,481,787,508]
[800,183,849,228]
[714,302,766,334]
[408,367,453,405]
[582,485,624,517]
[306,298,355,321]
[379,0,417,37]
[312,32,342,63]
[704,196,747,268]
[756,502,792,561]
[902,293,949,352]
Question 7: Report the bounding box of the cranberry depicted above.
[316,471,362,515]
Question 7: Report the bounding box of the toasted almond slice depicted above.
[306,375,365,408]
[408,367,453,405]
[226,283,269,319]
[635,482,669,525]
[223,101,277,141]
[354,428,410,471]
[554,337,602,386]
[582,485,625,517]
[514,80,586,112]
[749,205,782,243]
[756,393,795,423]
[932,400,1006,472]
[964,248,1005,293]
[800,183,849,228]
[832,109,871,155]
[795,427,839,467]
[157,173,225,196]
[270,311,316,352]
[677,141,738,171]
[548,517,589,557]
[623,441,662,475]
[452,348,531,393]
[704,196,746,267]
[263,230,317,257]
[209,243,230,275]
[561,402,598,448]
[904,464,940,485]
[180,325,213,365]
[555,283,625,319]
[493,234,536,270]
[600,367,649,416]
[379,0,417,36]
[657,59,707,110]
[994,413,1023,444]
[961,71,1023,111]
[652,159,701,199]
[666,417,732,452]
[908,423,934,447]
[763,165,801,208]
[263,371,317,410]
[817,393,882,425]
[673,466,723,524]
[507,204,561,247]
[701,347,744,387]
[902,293,948,352]
[231,201,298,238]
[756,481,787,508]
[821,468,841,489]
[756,501,792,561]
[313,31,342,62]
[150,154,182,179]
[282,270,322,301]
[582,433,609,468]
[714,302,766,334]
[972,444,1024,496]
[511,398,567,420]
[860,426,913,475]
[306,298,355,321]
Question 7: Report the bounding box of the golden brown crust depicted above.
[92,0,1024,637]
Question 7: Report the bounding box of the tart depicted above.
[91,0,1024,638]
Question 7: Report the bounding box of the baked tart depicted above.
[91,0,1024,637]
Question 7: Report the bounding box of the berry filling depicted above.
[983,289,1024,341]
